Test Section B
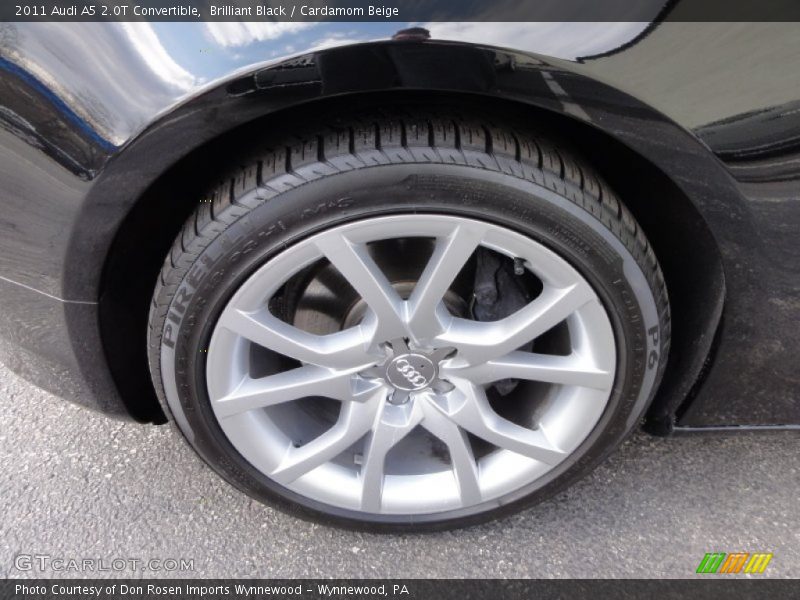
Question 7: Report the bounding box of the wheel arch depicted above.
[81,41,728,428]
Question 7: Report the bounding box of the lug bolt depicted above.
[388,389,411,405]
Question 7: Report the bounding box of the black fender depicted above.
[73,40,735,427]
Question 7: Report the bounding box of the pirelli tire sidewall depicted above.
[150,163,667,529]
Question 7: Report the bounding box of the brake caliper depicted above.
[471,248,533,395]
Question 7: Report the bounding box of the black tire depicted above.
[147,109,670,531]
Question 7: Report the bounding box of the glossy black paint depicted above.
[0,20,797,429]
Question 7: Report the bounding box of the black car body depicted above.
[2,19,797,430]
[1,13,798,527]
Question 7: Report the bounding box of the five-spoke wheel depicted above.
[206,216,616,514]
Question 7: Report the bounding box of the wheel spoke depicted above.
[269,398,379,485]
[360,402,424,512]
[436,282,595,364]
[406,224,484,337]
[213,366,374,419]
[449,350,614,390]
[433,382,566,465]
[314,232,406,339]
[420,402,481,506]
[217,308,373,368]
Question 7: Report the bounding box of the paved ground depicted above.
[0,362,797,579]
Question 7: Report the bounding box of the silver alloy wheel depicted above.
[206,215,616,515]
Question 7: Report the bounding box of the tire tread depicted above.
[148,108,671,445]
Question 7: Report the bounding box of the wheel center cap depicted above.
[385,354,436,391]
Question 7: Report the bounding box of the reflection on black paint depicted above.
[0,17,797,428]
[0,56,114,178]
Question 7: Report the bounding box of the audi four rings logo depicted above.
[394,359,429,387]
